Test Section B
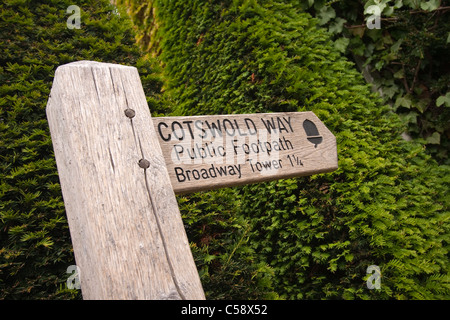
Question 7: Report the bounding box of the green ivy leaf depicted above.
[426,132,440,145]
[334,37,349,53]
[436,92,450,107]
[394,0,404,9]
[375,60,385,71]
[393,68,404,79]
[317,6,336,25]
[391,39,403,53]
[420,0,440,11]
[328,17,346,35]
[395,95,412,109]
[401,111,418,125]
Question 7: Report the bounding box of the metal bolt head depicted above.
[138,158,150,169]
[124,108,136,118]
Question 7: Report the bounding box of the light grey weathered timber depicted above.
[46,61,205,300]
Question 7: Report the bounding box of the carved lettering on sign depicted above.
[153,112,338,194]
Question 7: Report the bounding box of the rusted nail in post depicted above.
[124,108,136,119]
[138,158,150,169]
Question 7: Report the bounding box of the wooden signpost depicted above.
[153,113,337,194]
[46,61,337,300]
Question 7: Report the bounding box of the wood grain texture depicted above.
[153,112,338,194]
[46,61,205,300]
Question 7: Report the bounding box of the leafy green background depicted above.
[301,0,450,164]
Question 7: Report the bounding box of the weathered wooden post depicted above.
[46,61,205,299]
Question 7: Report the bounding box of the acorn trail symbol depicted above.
[303,119,322,148]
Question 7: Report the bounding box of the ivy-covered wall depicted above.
[300,0,450,165]
[0,0,166,299]
[117,0,450,299]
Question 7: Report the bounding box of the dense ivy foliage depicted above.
[298,0,450,164]
[117,0,450,299]
[0,0,166,299]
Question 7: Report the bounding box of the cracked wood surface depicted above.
[46,61,205,300]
